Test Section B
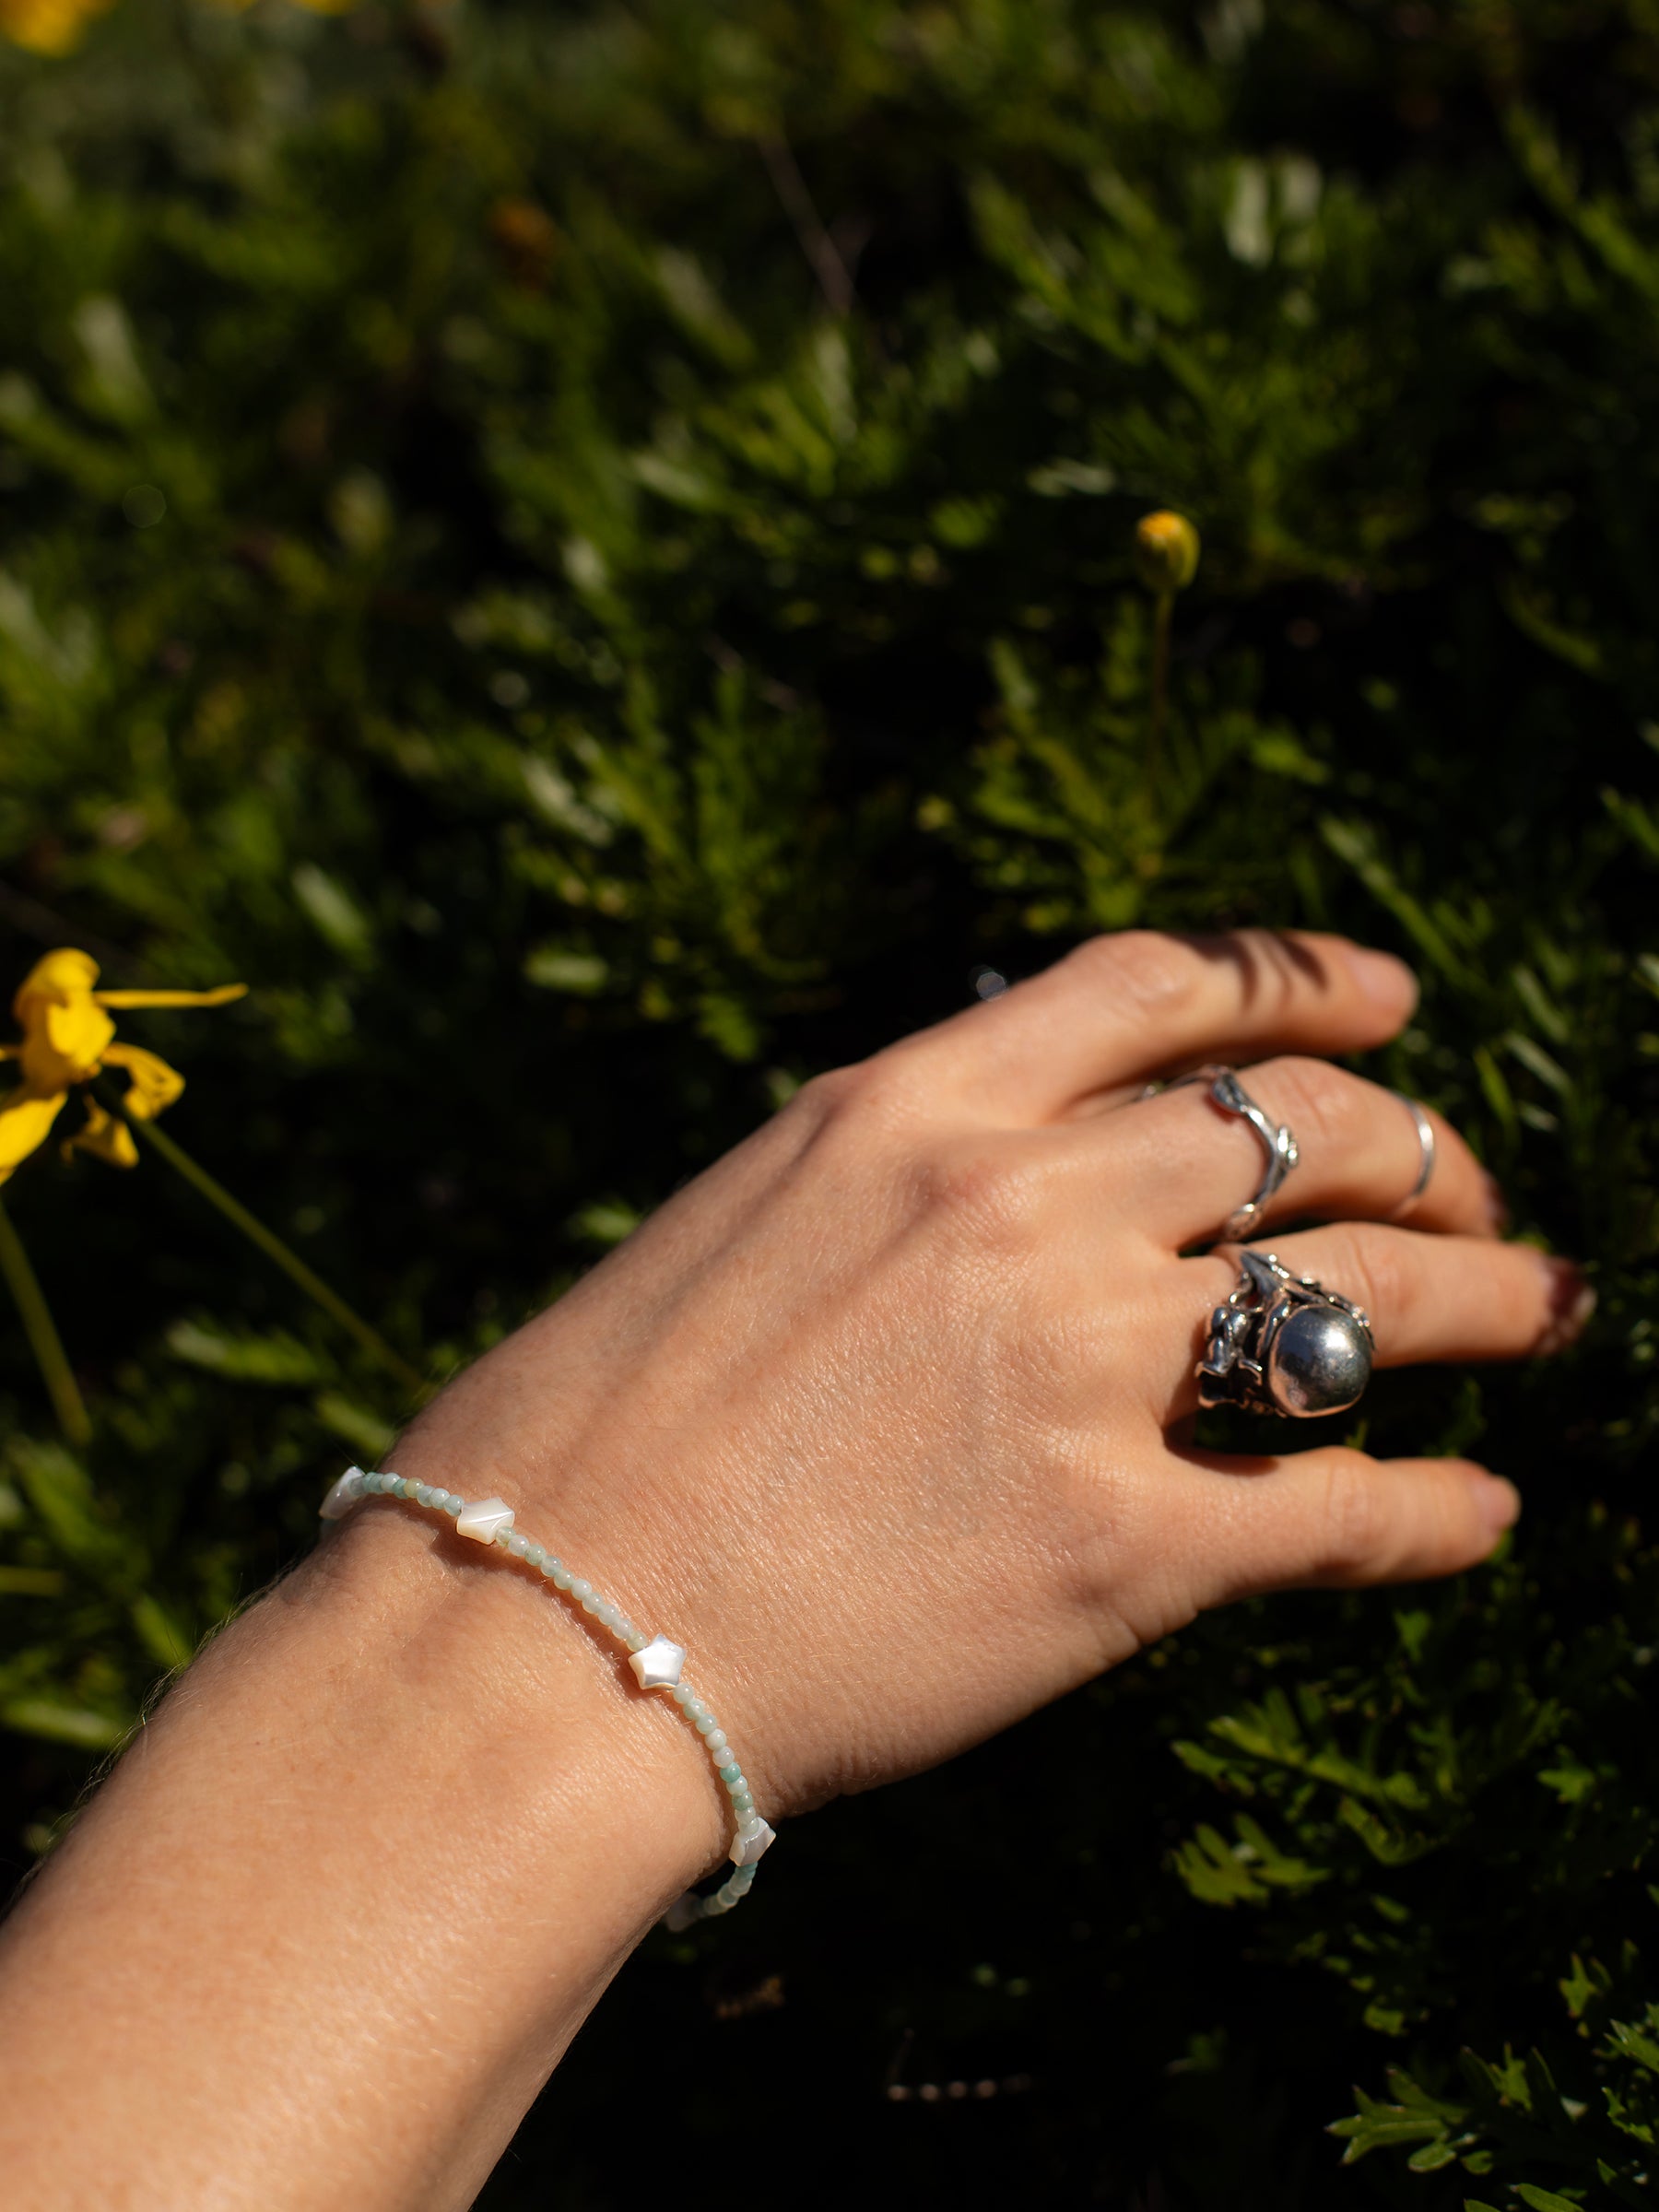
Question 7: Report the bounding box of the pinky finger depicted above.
[1181,1443,1520,1603]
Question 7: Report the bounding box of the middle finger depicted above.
[1108,1056,1501,1249]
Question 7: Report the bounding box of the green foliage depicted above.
[3,0,1659,2201]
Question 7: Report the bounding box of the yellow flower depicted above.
[0,949,246,1185]
[0,0,112,54]
[1135,510,1201,594]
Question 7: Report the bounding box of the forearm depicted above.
[0,1495,724,2212]
[0,927,1559,2210]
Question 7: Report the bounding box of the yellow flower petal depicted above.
[2,950,243,1173]
[12,948,100,1019]
[100,1041,185,1122]
[0,1087,68,1185]
[62,1099,138,1171]
[94,985,247,1009]
[14,950,113,1089]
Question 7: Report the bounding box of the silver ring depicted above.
[1390,1095,1435,1218]
[1155,1065,1300,1242]
[1197,1250,1374,1418]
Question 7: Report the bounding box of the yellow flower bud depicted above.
[0,0,111,55]
[1135,511,1200,594]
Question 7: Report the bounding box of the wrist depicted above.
[0,1468,732,2212]
[312,1476,732,1919]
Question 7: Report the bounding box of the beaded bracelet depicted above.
[318,1465,774,1925]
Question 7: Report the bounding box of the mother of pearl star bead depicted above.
[628,1634,686,1690]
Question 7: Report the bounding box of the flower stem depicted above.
[114,1106,429,1403]
[0,1198,92,1445]
[1148,588,1174,772]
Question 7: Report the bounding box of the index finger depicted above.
[890,930,1418,1125]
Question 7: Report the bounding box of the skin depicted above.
[0,930,1587,2210]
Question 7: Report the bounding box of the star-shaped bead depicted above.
[455,1497,515,1545]
[729,1818,776,1867]
[318,1467,366,1522]
[629,1634,686,1690]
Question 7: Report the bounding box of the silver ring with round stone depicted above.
[1196,1249,1374,1419]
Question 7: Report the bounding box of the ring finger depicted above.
[1153,1224,1588,1426]
[1113,1057,1501,1247]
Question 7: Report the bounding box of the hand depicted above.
[355,930,1582,1833]
[0,929,1588,2212]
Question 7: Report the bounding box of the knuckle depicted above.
[1259,1055,1365,1153]
[789,1065,862,1125]
[796,1055,927,1137]
[913,1139,1049,1251]
[1318,1452,1388,1579]
[1064,930,1198,1018]
[1314,1223,1404,1326]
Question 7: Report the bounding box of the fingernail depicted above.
[1474,1474,1521,1536]
[1535,1259,1595,1356]
[1347,946,1418,1013]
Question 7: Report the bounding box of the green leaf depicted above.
[167,1319,327,1385]
[130,1593,195,1673]
[0,1696,127,1750]
[291,863,374,962]
[523,946,611,994]
[312,1393,396,1460]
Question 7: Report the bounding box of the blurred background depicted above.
[1,1,1657,2202]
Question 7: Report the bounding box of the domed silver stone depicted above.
[1265,1303,1373,1418]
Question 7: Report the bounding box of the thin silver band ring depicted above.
[1391,1095,1436,1218]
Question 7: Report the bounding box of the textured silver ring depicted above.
[1390,1095,1436,1219]
[1197,1250,1374,1419]
[1156,1064,1300,1242]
